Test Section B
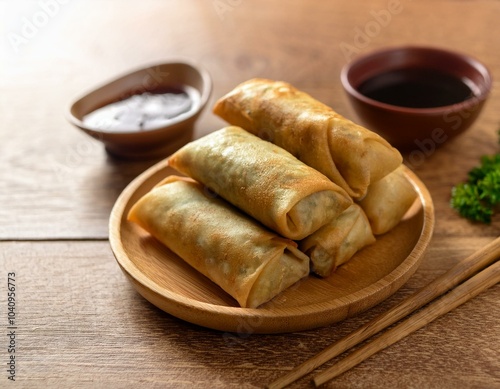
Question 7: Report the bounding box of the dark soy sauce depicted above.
[358,68,474,108]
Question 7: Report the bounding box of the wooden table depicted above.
[1,1,499,387]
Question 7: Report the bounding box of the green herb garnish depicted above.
[450,130,500,223]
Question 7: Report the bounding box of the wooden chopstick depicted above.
[313,258,500,386]
[267,236,500,389]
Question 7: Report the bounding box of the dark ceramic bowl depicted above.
[67,61,212,159]
[341,46,492,151]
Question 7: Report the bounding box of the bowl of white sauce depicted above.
[67,61,212,159]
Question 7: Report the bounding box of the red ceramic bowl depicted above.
[341,46,492,151]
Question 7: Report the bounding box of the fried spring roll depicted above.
[357,165,418,235]
[168,126,352,240]
[213,78,402,199]
[299,204,376,277]
[128,176,310,308]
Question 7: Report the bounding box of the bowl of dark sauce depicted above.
[67,61,212,159]
[341,46,492,151]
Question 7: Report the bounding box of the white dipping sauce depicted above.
[82,86,200,132]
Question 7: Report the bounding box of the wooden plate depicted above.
[109,161,434,334]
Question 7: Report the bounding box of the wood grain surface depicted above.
[1,1,499,388]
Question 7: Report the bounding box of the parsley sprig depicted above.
[450,131,500,223]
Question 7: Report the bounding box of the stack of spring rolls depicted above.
[128,79,418,308]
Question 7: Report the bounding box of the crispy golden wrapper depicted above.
[300,204,376,277]
[168,126,352,240]
[357,165,418,235]
[213,78,402,199]
[128,176,310,308]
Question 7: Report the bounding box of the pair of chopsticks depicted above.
[268,236,500,388]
